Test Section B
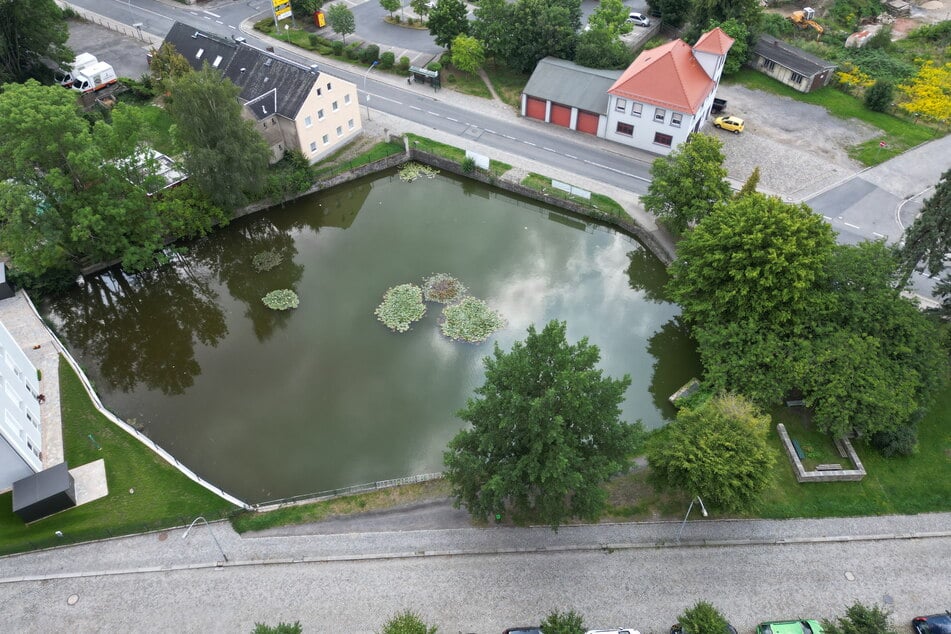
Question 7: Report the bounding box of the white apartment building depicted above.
[0,320,43,490]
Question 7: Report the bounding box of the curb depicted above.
[3,530,948,585]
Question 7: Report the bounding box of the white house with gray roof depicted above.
[0,319,43,491]
[751,34,836,93]
[161,22,362,163]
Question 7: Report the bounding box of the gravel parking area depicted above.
[711,84,879,200]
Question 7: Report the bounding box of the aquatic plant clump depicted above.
[262,289,299,310]
[375,284,427,332]
[398,162,439,182]
[440,297,506,343]
[422,273,468,304]
[252,249,283,272]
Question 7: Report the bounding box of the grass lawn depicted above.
[483,60,529,109]
[231,478,451,533]
[406,133,513,177]
[312,139,405,178]
[443,67,492,99]
[0,357,236,556]
[520,173,630,221]
[728,69,942,166]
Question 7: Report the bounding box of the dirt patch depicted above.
[712,84,878,198]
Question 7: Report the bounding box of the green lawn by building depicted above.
[0,357,236,556]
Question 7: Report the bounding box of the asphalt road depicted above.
[2,534,947,632]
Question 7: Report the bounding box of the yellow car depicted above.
[713,115,745,133]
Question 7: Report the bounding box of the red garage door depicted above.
[550,103,571,127]
[576,110,599,135]
[525,96,546,120]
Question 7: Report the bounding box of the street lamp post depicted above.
[676,496,708,543]
[182,516,229,563]
[363,60,379,121]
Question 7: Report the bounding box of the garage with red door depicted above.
[550,103,571,127]
[576,110,600,135]
[525,96,547,121]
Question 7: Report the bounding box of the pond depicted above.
[42,170,701,504]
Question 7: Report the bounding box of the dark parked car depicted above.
[503,629,542,634]
[913,612,951,634]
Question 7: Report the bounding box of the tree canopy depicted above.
[326,3,356,43]
[574,26,634,70]
[640,133,733,235]
[0,0,71,84]
[822,602,898,634]
[648,393,775,511]
[502,0,581,73]
[428,0,470,49]
[0,80,227,279]
[166,65,271,211]
[443,320,643,529]
[451,34,485,74]
[148,42,192,95]
[379,610,438,634]
[898,167,951,280]
[677,601,731,634]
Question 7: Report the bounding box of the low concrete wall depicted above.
[777,423,866,483]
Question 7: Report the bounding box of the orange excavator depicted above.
[790,7,824,38]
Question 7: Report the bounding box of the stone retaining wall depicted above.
[777,423,866,483]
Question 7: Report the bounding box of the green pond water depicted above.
[42,170,701,504]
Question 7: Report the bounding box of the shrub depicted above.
[380,51,396,69]
[308,33,319,48]
[332,40,344,56]
[262,289,300,310]
[398,56,411,71]
[540,610,586,634]
[461,156,475,173]
[440,296,506,343]
[118,76,156,102]
[379,610,436,634]
[677,601,730,634]
[864,79,894,112]
[375,284,427,332]
[407,17,415,25]
[871,422,918,457]
[362,44,380,64]
[865,24,893,50]
[426,61,442,72]
[422,273,467,303]
[345,42,361,60]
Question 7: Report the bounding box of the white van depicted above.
[55,53,99,87]
[70,62,118,93]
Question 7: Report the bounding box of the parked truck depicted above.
[70,62,118,93]
[54,52,98,87]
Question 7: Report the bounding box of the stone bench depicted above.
[816,463,844,471]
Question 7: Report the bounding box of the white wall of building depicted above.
[0,320,42,490]
[603,95,696,155]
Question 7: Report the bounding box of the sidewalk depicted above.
[2,506,949,583]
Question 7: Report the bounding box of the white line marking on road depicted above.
[446,117,459,122]
[409,106,423,111]
[203,16,211,20]
[215,20,223,24]
[824,216,833,221]
[843,222,861,229]
[582,159,647,181]
[203,10,221,17]
[188,11,199,16]
[565,154,577,159]
[523,141,536,146]
[228,25,236,29]
[374,95,401,104]
[426,111,439,116]
[873,232,886,238]
[484,129,496,134]
[502,134,516,140]
[543,147,556,152]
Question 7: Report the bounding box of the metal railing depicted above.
[253,472,444,512]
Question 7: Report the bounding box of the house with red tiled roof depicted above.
[604,27,733,154]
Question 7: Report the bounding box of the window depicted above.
[310,141,317,152]
[670,113,683,128]
[316,87,322,96]
[347,119,354,130]
[344,94,351,105]
[654,108,666,123]
[791,72,804,84]
[631,102,643,117]
[304,116,313,128]
[326,82,332,91]
[332,100,339,112]
[615,98,627,113]
[336,125,343,137]
[317,109,325,120]
[762,59,776,71]
[322,134,330,145]
[653,132,673,147]
[616,121,634,136]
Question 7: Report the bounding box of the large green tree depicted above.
[166,66,270,211]
[148,42,193,95]
[898,167,951,281]
[586,0,632,33]
[0,0,71,83]
[427,0,470,49]
[640,133,732,235]
[705,18,750,76]
[647,393,775,511]
[646,0,693,28]
[326,3,356,43]
[451,34,485,74]
[471,0,512,59]
[574,26,634,70]
[667,192,837,328]
[690,0,762,40]
[0,80,224,278]
[443,320,644,529]
[503,0,581,73]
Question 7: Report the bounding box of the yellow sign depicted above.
[271,0,286,7]
[276,7,293,20]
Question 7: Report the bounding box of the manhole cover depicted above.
[157,532,168,542]
[67,594,79,606]
[845,571,855,581]
[884,594,894,604]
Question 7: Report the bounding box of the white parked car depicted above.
[626,12,651,26]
